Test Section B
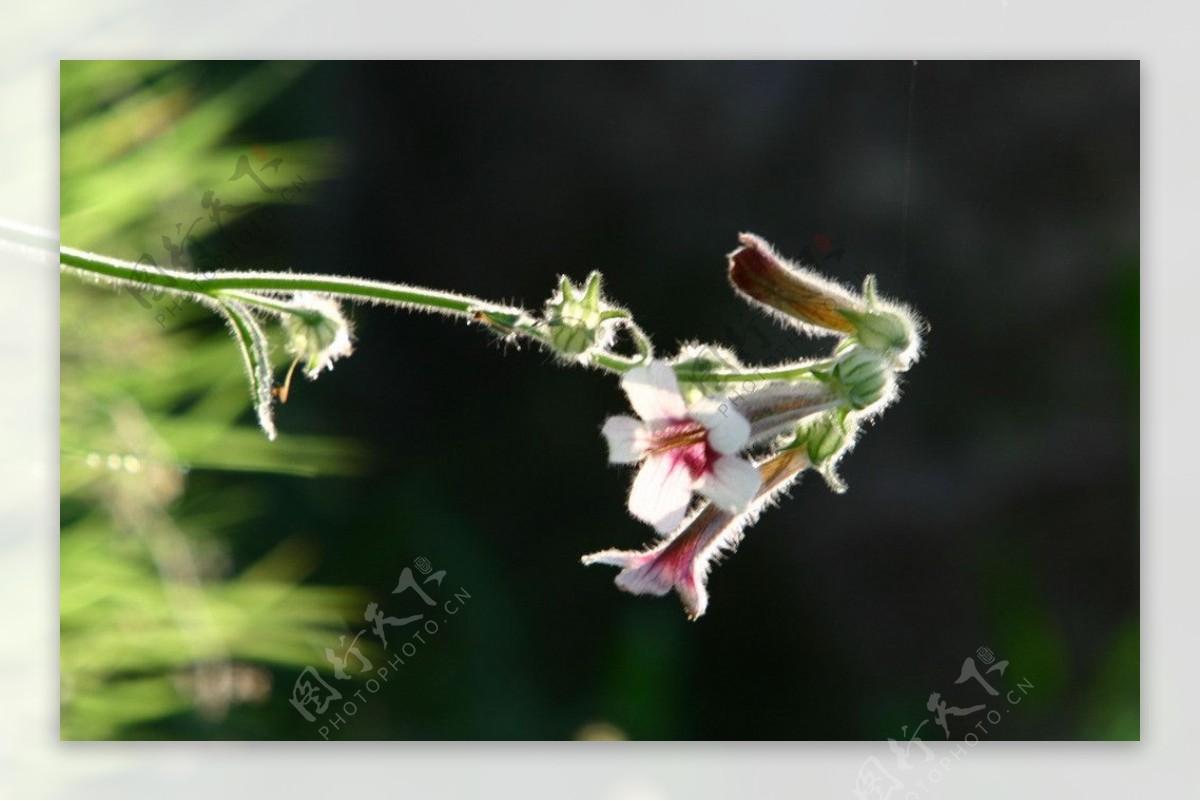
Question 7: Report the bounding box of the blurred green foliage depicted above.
[60,60,363,740]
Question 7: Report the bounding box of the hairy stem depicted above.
[59,244,834,389]
[59,246,494,316]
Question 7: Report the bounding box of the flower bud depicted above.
[728,233,861,336]
[672,343,742,375]
[793,410,860,493]
[542,272,615,359]
[798,412,850,466]
[833,347,891,410]
[838,308,912,353]
[671,343,743,399]
[282,293,354,378]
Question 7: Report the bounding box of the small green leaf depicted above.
[215,299,277,441]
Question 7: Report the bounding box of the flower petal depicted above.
[689,396,751,455]
[697,455,761,512]
[621,361,687,423]
[601,415,648,464]
[581,538,707,620]
[581,502,728,620]
[580,547,668,594]
[584,449,812,620]
[628,453,694,534]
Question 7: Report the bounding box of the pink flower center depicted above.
[646,419,719,480]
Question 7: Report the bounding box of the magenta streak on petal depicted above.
[610,503,729,618]
[645,419,719,480]
[586,448,812,619]
[671,441,721,481]
[639,509,716,588]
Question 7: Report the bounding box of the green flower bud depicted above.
[542,272,619,360]
[837,308,912,353]
[550,314,597,355]
[793,410,859,494]
[834,347,891,410]
[801,412,850,466]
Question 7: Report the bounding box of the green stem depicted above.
[591,351,642,372]
[60,244,832,388]
[60,246,490,316]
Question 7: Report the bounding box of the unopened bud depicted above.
[833,347,891,410]
[838,308,912,353]
[795,411,859,493]
[728,233,861,336]
[282,293,354,378]
[798,412,849,466]
[542,272,616,359]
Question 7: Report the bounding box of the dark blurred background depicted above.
[60,60,1138,740]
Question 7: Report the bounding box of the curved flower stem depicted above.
[590,351,642,373]
[60,244,833,389]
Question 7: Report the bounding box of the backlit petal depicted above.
[628,453,694,534]
[690,396,751,454]
[697,455,761,512]
[581,502,727,620]
[584,449,813,619]
[601,415,648,463]
[621,361,687,423]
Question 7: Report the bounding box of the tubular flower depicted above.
[583,447,811,620]
[728,232,862,336]
[730,381,841,442]
[729,232,923,368]
[602,361,761,535]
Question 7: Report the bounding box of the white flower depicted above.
[602,361,761,534]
